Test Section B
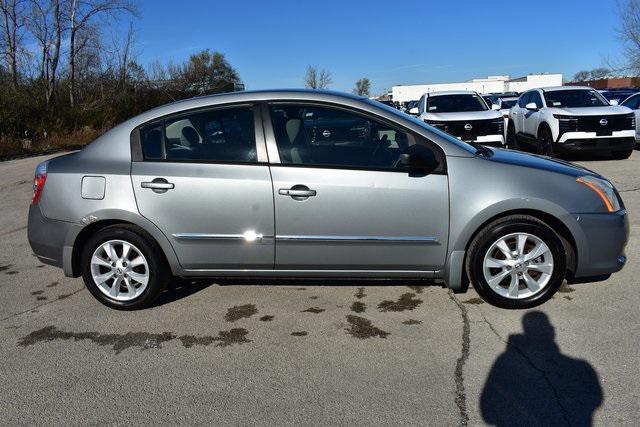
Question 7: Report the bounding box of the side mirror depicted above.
[610,99,619,106]
[491,104,500,110]
[409,107,419,115]
[399,145,439,173]
[525,102,538,111]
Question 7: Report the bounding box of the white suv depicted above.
[507,86,636,159]
[414,91,505,146]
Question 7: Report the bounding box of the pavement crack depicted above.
[476,309,571,426]
[618,185,640,193]
[0,225,27,237]
[448,290,470,426]
[0,287,84,323]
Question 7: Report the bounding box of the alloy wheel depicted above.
[90,239,149,301]
[482,232,554,299]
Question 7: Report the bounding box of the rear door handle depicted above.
[279,189,316,197]
[279,185,316,199]
[141,178,174,193]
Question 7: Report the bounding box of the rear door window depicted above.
[140,106,257,163]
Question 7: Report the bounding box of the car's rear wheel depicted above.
[81,225,169,310]
[466,215,566,309]
[611,149,633,160]
[538,127,555,157]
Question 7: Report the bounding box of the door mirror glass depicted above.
[525,102,538,111]
[409,107,419,115]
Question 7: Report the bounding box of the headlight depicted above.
[576,175,621,212]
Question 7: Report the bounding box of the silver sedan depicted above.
[28,90,629,309]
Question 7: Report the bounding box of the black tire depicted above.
[81,224,170,310]
[611,149,633,160]
[506,121,518,149]
[538,126,555,157]
[465,215,566,309]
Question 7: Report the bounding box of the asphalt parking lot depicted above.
[1,151,639,425]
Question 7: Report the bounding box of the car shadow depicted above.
[152,277,440,307]
[480,311,602,426]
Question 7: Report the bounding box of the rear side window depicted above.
[140,106,257,163]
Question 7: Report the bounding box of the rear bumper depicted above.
[556,136,636,152]
[28,204,82,276]
[572,210,629,278]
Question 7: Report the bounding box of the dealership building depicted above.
[391,73,563,103]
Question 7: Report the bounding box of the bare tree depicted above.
[27,0,63,106]
[304,65,318,89]
[616,0,640,73]
[304,65,332,89]
[573,70,590,82]
[67,0,136,107]
[353,77,370,96]
[0,0,26,89]
[589,67,610,80]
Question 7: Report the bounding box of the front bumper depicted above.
[571,210,629,278]
[557,137,636,152]
[28,204,82,275]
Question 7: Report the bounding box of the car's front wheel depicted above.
[538,127,555,157]
[466,215,566,309]
[81,225,169,310]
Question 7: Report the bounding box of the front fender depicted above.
[449,197,588,268]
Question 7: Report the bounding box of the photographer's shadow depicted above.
[480,311,602,426]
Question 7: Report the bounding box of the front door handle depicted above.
[279,185,316,200]
[141,178,174,193]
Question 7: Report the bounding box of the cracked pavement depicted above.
[1,151,639,425]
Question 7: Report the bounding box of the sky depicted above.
[122,0,624,95]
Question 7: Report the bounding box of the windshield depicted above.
[543,89,609,108]
[366,98,478,154]
[426,94,488,113]
[500,99,517,109]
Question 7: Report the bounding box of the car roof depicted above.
[427,90,479,97]
[541,86,593,92]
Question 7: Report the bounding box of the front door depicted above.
[131,105,274,270]
[266,103,449,272]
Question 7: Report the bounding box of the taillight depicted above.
[31,161,48,205]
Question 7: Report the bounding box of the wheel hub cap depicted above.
[90,239,149,302]
[482,232,554,300]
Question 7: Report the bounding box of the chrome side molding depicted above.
[275,235,439,244]
[173,231,269,242]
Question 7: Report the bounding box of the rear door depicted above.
[264,103,449,273]
[130,104,274,270]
